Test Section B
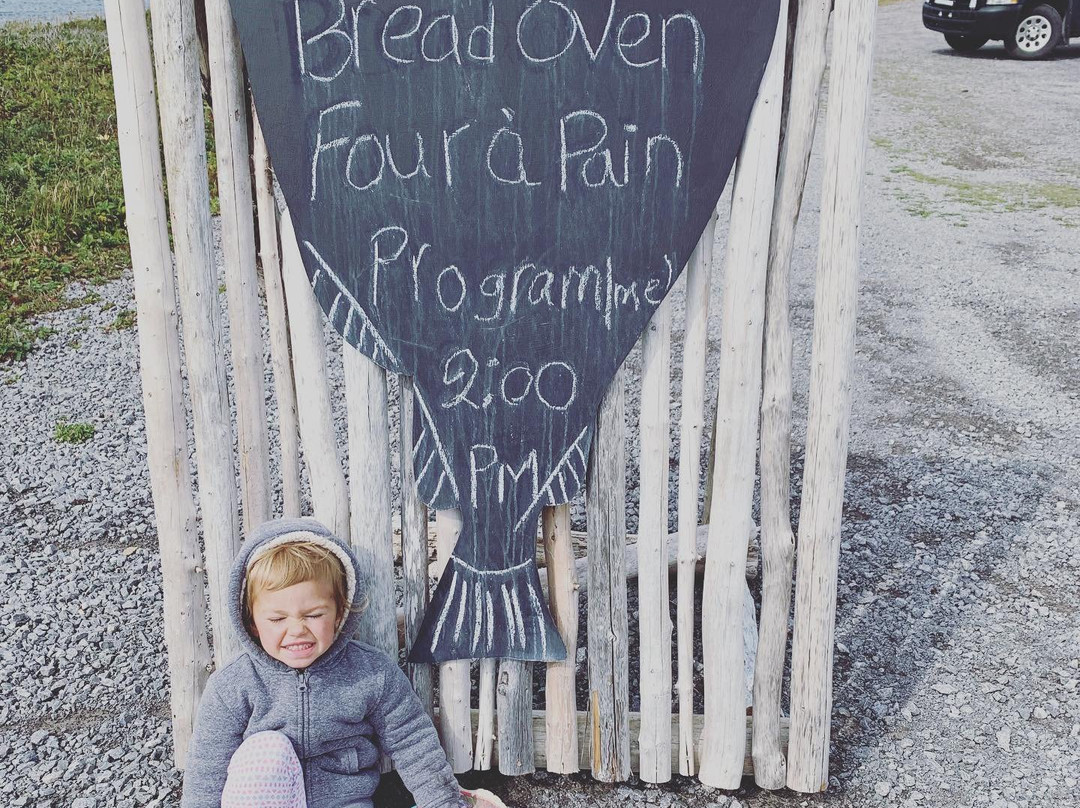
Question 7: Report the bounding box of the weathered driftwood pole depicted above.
[103,0,212,766]
[345,348,396,656]
[497,661,535,775]
[497,511,537,776]
[755,0,834,789]
[675,210,718,777]
[435,509,474,773]
[530,712,786,776]
[637,300,674,783]
[474,657,497,770]
[399,379,434,717]
[787,0,877,791]
[698,1,789,788]
[203,0,271,531]
[252,114,302,518]
[586,368,632,782]
[147,0,240,666]
[279,210,350,537]
[542,503,579,774]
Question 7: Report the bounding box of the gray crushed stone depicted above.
[2,4,1079,807]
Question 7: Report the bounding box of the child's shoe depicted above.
[461,788,507,808]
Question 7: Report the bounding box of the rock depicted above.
[996,728,1011,752]
[875,782,891,797]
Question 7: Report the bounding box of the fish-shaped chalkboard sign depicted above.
[229,0,780,663]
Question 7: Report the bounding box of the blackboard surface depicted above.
[230,0,780,662]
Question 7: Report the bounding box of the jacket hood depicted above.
[228,517,364,672]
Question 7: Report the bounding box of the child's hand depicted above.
[462,788,506,808]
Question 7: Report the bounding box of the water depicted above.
[0,0,144,23]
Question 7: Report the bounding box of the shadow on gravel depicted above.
[931,45,1080,60]
[822,447,1046,783]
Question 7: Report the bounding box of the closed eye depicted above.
[305,613,325,619]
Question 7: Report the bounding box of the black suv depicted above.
[923,0,1078,58]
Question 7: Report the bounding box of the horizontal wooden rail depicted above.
[432,709,788,776]
[391,524,759,648]
[391,523,761,581]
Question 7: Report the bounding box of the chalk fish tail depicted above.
[406,418,590,664]
[408,550,566,664]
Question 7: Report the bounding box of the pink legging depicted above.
[221,731,307,808]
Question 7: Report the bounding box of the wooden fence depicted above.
[103,0,876,793]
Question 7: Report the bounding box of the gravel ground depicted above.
[2,3,1079,807]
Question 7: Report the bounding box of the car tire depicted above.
[945,34,989,52]
[1005,4,1063,59]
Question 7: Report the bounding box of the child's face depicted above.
[250,579,340,669]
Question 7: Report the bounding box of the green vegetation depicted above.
[53,420,96,444]
[890,165,1080,226]
[0,19,127,361]
[107,308,137,331]
[1,17,219,361]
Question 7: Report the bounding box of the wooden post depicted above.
[147,0,240,666]
[399,379,434,717]
[103,0,213,766]
[204,0,271,532]
[787,0,877,791]
[585,367,631,783]
[542,504,579,774]
[637,301,673,783]
[279,209,350,538]
[497,514,540,776]
[698,1,788,788]
[474,657,497,770]
[435,509,474,772]
[345,348,396,656]
[497,661,535,776]
[675,211,718,776]
[253,112,302,518]
[755,0,833,789]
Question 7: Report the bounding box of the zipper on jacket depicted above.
[297,669,310,801]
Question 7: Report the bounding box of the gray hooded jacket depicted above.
[181,518,465,808]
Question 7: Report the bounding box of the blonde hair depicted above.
[243,541,357,631]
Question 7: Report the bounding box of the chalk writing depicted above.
[293,0,704,79]
[311,105,685,198]
[439,349,578,412]
[363,223,677,331]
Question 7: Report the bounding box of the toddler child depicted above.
[181,517,501,808]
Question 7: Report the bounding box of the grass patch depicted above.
[891,166,1012,209]
[890,165,1080,224]
[0,19,128,361]
[107,308,137,331]
[54,420,95,444]
[0,17,219,361]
